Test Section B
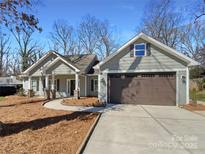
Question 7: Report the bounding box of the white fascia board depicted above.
[52,52,80,72]
[102,68,186,74]
[22,51,53,74]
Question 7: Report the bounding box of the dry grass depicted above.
[182,103,205,111]
[0,95,47,107]
[63,97,103,107]
[0,100,98,154]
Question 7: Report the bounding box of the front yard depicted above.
[190,90,205,102]
[0,96,98,154]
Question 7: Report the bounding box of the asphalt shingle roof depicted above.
[63,54,97,74]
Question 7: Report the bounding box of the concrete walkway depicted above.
[83,105,205,154]
[44,99,123,113]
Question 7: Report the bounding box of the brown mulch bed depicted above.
[0,100,98,154]
[63,97,104,107]
[0,95,47,107]
[182,103,205,111]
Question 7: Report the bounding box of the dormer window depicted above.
[134,43,146,57]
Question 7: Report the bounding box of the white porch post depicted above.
[28,76,32,90]
[85,75,87,96]
[75,73,80,99]
[186,67,189,104]
[45,75,49,90]
[75,73,79,90]
[51,73,55,90]
[39,77,43,95]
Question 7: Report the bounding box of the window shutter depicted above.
[146,43,151,56]
[130,44,134,57]
[91,79,94,91]
[57,79,60,91]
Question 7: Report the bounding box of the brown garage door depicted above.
[108,73,176,105]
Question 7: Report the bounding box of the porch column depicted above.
[51,73,55,90]
[51,73,56,99]
[75,73,79,90]
[45,75,50,99]
[85,75,87,96]
[28,76,32,97]
[45,75,49,90]
[28,76,32,90]
[39,76,43,96]
[75,73,80,99]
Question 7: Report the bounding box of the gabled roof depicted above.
[22,51,97,75]
[63,54,97,74]
[94,33,199,69]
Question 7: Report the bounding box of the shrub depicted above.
[190,88,197,104]
[17,88,26,96]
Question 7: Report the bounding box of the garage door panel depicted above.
[109,73,176,105]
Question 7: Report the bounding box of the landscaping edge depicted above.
[76,113,102,154]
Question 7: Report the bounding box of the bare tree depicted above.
[0,0,41,32]
[11,29,43,71]
[0,32,10,76]
[194,0,205,22]
[78,15,117,58]
[50,20,75,55]
[97,21,117,58]
[139,0,182,48]
[77,15,100,54]
[180,22,205,66]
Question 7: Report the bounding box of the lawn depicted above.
[0,96,98,154]
[0,96,4,101]
[190,90,205,102]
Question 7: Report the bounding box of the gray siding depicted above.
[101,39,187,72]
[29,54,57,76]
[87,75,98,97]
[99,38,188,105]
[46,61,75,75]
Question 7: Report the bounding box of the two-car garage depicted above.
[108,72,176,106]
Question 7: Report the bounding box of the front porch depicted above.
[26,74,98,99]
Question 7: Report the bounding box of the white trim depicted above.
[23,52,53,74]
[85,75,87,96]
[134,43,146,57]
[22,51,80,75]
[102,69,186,74]
[66,79,75,96]
[44,57,78,73]
[186,67,189,104]
[176,71,179,105]
[94,32,199,69]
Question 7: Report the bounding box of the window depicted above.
[49,79,60,91]
[134,43,146,57]
[91,79,98,92]
[32,80,39,91]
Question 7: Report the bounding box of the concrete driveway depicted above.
[83,105,205,154]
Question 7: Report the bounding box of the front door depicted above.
[70,80,75,96]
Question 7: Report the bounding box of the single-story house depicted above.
[21,33,199,106]
[0,76,22,96]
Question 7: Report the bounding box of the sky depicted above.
[10,0,197,51]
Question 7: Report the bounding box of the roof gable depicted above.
[22,51,80,75]
[95,33,199,69]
